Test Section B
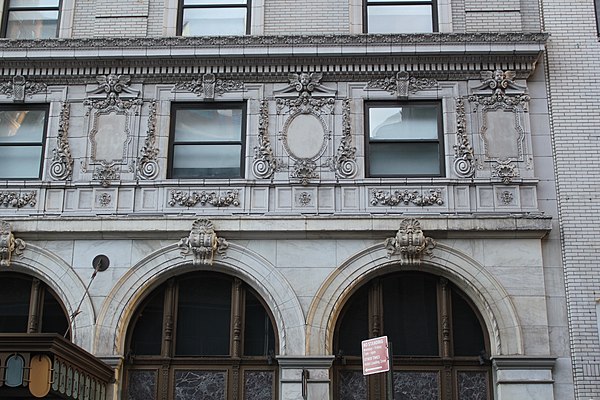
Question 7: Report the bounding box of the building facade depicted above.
[0,0,575,399]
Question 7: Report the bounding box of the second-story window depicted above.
[169,102,246,179]
[0,104,48,179]
[365,101,444,177]
[178,0,249,36]
[364,0,437,33]
[2,0,60,39]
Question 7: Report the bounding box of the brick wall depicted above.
[264,0,350,34]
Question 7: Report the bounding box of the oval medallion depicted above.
[284,114,326,160]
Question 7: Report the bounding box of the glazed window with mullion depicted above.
[178,0,250,36]
[2,0,60,39]
[364,0,437,33]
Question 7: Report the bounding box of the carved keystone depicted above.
[384,218,435,265]
[178,219,228,266]
[0,221,26,267]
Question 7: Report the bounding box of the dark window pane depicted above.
[182,8,247,36]
[41,288,70,337]
[172,144,242,178]
[369,106,439,140]
[369,142,441,176]
[244,290,275,356]
[383,275,439,356]
[0,277,31,333]
[176,276,231,356]
[130,288,165,356]
[0,110,46,142]
[452,293,486,356]
[367,5,433,33]
[174,108,242,142]
[0,146,43,179]
[335,285,369,356]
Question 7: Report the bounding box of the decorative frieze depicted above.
[49,102,74,181]
[330,99,357,179]
[371,189,444,207]
[136,100,159,180]
[384,219,436,265]
[0,221,26,267]
[0,192,36,208]
[178,219,229,266]
[173,73,243,99]
[169,190,240,208]
[0,75,47,101]
[366,71,438,98]
[453,98,475,178]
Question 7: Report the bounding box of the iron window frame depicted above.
[1,0,61,39]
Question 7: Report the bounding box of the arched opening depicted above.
[0,272,70,337]
[333,271,492,400]
[123,270,279,400]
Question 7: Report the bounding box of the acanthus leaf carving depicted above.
[136,100,159,180]
[0,75,47,101]
[0,192,37,208]
[169,190,240,208]
[492,160,519,184]
[84,74,142,111]
[469,69,530,108]
[49,102,74,180]
[0,221,26,267]
[366,71,438,98]
[453,97,475,178]
[173,73,244,99]
[384,218,436,265]
[371,189,444,207]
[93,162,119,187]
[291,160,318,186]
[252,100,281,180]
[330,98,357,179]
[178,219,228,266]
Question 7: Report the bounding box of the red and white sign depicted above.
[361,336,390,376]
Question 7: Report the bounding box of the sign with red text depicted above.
[361,336,390,375]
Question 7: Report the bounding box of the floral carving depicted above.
[493,161,519,184]
[97,193,112,207]
[0,192,36,208]
[178,219,228,266]
[252,100,280,180]
[371,189,444,207]
[173,73,243,99]
[276,96,335,115]
[84,74,142,110]
[499,191,514,204]
[49,102,74,180]
[0,75,47,101]
[291,160,318,186]
[169,190,240,207]
[384,218,436,264]
[93,163,119,187]
[453,98,475,178]
[0,221,25,267]
[297,192,312,206]
[366,71,438,97]
[330,99,357,179]
[136,100,159,180]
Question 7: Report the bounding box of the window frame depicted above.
[176,0,251,36]
[363,0,438,34]
[1,0,61,39]
[168,101,247,180]
[365,100,445,178]
[0,103,49,180]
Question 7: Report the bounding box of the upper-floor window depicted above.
[364,0,437,33]
[169,102,246,179]
[2,0,60,39]
[178,0,249,36]
[0,104,48,179]
[365,101,444,177]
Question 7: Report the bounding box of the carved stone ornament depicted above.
[84,74,142,110]
[291,159,318,186]
[0,75,47,102]
[93,162,120,187]
[453,97,475,178]
[371,189,444,207]
[136,100,159,180]
[169,190,240,207]
[366,71,438,98]
[173,73,244,99]
[0,221,26,267]
[49,102,74,180]
[499,190,514,204]
[493,160,519,184]
[330,98,357,179]
[297,192,312,206]
[0,191,36,208]
[384,219,436,264]
[469,69,530,108]
[252,100,281,179]
[178,219,229,266]
[97,193,112,207]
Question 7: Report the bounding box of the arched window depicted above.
[0,273,70,337]
[124,271,278,400]
[334,272,491,400]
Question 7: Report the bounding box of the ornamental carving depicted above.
[371,189,444,207]
[297,192,312,206]
[366,71,438,98]
[169,190,240,208]
[178,219,229,266]
[97,193,112,207]
[173,73,243,99]
[384,219,436,265]
[136,100,159,180]
[0,75,47,101]
[93,163,119,187]
[493,161,519,184]
[499,190,514,204]
[49,102,74,180]
[453,98,475,178]
[291,160,318,186]
[330,99,357,179]
[252,100,281,180]
[0,221,26,267]
[469,70,530,108]
[0,192,36,208]
[84,74,142,110]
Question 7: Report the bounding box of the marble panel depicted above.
[78,190,94,210]
[454,186,471,210]
[338,370,367,400]
[393,371,440,400]
[276,240,337,269]
[482,239,541,267]
[250,187,269,211]
[457,371,488,400]
[275,188,292,210]
[477,187,495,209]
[139,188,159,211]
[244,370,273,400]
[341,187,360,210]
[174,370,226,400]
[45,189,65,212]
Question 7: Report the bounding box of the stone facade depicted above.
[0,0,577,399]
